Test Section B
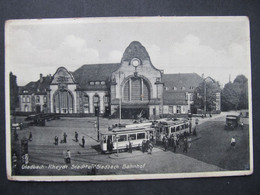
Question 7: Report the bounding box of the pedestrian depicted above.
[82,136,85,148]
[183,137,188,153]
[148,142,153,154]
[231,137,236,146]
[107,137,113,152]
[75,131,78,142]
[54,136,58,145]
[189,119,192,134]
[65,150,71,164]
[163,136,169,151]
[193,126,197,136]
[128,138,132,153]
[142,140,146,153]
[29,132,32,141]
[176,134,180,148]
[173,135,177,152]
[188,137,192,148]
[63,133,67,143]
[240,122,244,130]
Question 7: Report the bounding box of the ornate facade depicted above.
[18,41,221,118]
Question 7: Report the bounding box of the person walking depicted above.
[82,136,85,148]
[231,137,236,146]
[163,136,169,151]
[188,137,192,148]
[63,133,67,143]
[65,150,71,164]
[128,138,132,153]
[240,122,244,130]
[142,140,146,153]
[183,137,188,153]
[193,126,197,136]
[173,135,177,153]
[75,131,78,142]
[54,136,59,145]
[29,132,32,141]
[148,142,153,154]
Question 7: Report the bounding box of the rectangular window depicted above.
[22,96,26,103]
[43,96,47,103]
[169,106,173,114]
[118,135,127,142]
[26,96,30,103]
[104,96,109,103]
[176,126,180,131]
[137,133,145,139]
[171,127,175,133]
[128,134,136,140]
[36,96,40,103]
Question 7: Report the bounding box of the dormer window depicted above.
[101,81,106,85]
[181,87,186,90]
[190,86,194,90]
[90,82,94,85]
[95,81,100,85]
[173,87,177,90]
[23,90,28,93]
[165,87,169,91]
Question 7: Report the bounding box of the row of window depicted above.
[89,81,106,86]
[81,95,109,104]
[22,96,47,103]
[165,86,194,91]
[118,133,145,142]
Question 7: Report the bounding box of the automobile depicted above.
[11,123,23,130]
[225,114,240,130]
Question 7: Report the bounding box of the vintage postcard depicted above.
[5,16,253,181]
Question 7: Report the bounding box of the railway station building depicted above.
[18,41,221,118]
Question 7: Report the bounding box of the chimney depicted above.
[40,74,43,83]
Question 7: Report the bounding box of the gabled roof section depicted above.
[19,75,52,95]
[121,41,150,62]
[72,63,120,90]
[162,73,203,92]
[163,91,188,105]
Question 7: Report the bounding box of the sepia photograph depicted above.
[5,16,253,181]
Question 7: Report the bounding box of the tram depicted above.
[154,118,190,141]
[100,126,155,153]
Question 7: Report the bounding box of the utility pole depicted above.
[204,79,207,113]
[117,71,125,125]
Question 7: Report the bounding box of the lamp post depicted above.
[204,79,207,114]
[116,71,125,125]
[96,100,100,141]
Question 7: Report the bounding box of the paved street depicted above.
[12,111,250,176]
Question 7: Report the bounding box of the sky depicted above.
[5,17,251,87]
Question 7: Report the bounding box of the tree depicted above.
[221,82,240,111]
[9,72,19,114]
[193,79,220,113]
[221,74,248,111]
[234,75,248,109]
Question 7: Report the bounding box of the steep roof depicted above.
[162,73,203,92]
[121,41,150,62]
[19,76,52,95]
[163,91,188,105]
[72,63,120,90]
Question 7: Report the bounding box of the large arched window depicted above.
[83,94,89,113]
[53,90,73,113]
[123,77,150,102]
